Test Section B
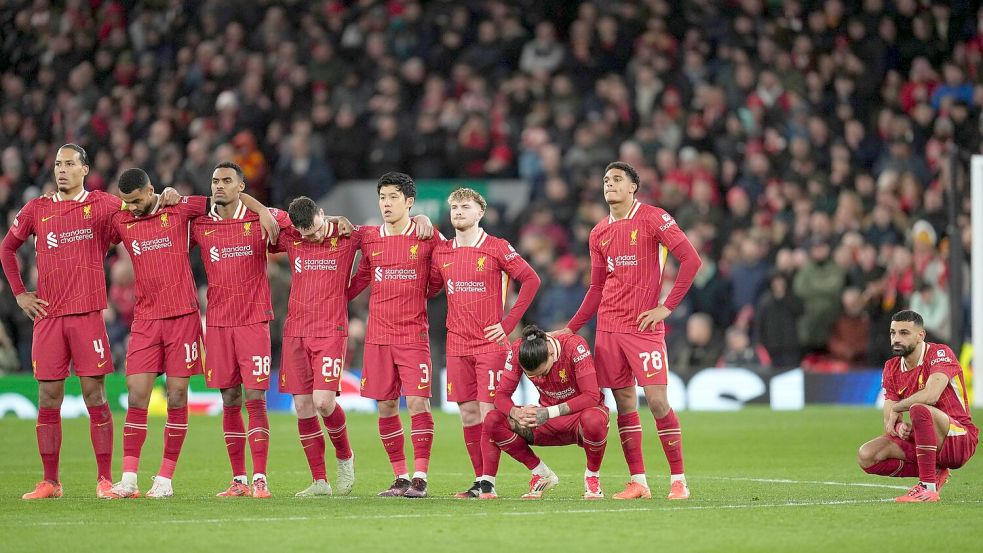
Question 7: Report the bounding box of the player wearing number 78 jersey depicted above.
[191,162,292,498]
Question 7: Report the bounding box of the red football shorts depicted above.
[204,323,272,390]
[531,406,610,447]
[32,311,114,380]
[361,342,433,400]
[594,330,669,388]
[278,336,348,395]
[125,312,204,377]
[890,424,978,470]
[446,349,509,403]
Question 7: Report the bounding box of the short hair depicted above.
[377,171,416,199]
[287,196,319,229]
[59,143,89,166]
[604,161,640,193]
[447,187,487,211]
[213,161,245,183]
[891,310,924,327]
[518,325,550,371]
[118,168,151,194]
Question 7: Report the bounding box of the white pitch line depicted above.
[704,476,911,491]
[7,498,923,527]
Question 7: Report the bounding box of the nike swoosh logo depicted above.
[898,387,907,395]
[186,363,196,369]
[127,222,138,229]
[253,438,267,442]
[489,391,496,397]
[303,443,315,449]
[41,216,55,222]
[442,262,453,268]
[417,384,429,389]
[293,240,302,246]
[168,433,183,437]
[204,229,218,236]
[372,251,383,256]
[98,360,108,368]
[668,440,679,446]
[256,377,269,383]
[324,378,336,383]
[601,239,611,246]
[124,432,138,437]
[646,372,659,378]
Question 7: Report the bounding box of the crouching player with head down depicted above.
[857,310,977,502]
[480,326,609,500]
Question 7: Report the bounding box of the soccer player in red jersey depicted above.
[192,161,292,498]
[482,326,609,500]
[857,310,977,502]
[1,144,125,499]
[557,161,702,500]
[348,172,442,498]
[427,188,541,498]
[106,168,277,499]
[269,197,362,497]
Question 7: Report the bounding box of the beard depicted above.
[892,343,917,357]
[451,219,475,231]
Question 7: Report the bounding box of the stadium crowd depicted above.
[0,0,979,377]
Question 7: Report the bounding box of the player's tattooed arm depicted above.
[507,414,535,442]
[534,403,571,426]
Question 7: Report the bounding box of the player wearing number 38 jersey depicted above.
[191,162,291,499]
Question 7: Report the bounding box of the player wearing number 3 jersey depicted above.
[560,162,702,501]
[270,197,359,497]
[192,162,291,498]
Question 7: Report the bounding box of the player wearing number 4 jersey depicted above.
[1,144,124,499]
[559,162,701,500]
[857,310,977,502]
[270,197,359,497]
[348,172,440,498]
[192,162,291,498]
[427,188,541,498]
[106,168,278,500]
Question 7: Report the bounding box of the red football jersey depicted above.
[498,333,604,410]
[882,342,977,433]
[8,190,122,317]
[350,222,438,345]
[110,195,207,320]
[191,203,291,327]
[272,221,361,338]
[588,201,688,333]
[430,230,534,355]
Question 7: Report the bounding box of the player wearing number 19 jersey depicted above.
[427,188,541,498]
[191,162,290,498]
[562,162,701,501]
[271,197,358,497]
[1,144,120,499]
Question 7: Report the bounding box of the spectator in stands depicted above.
[754,273,804,370]
[827,287,872,367]
[718,326,771,377]
[794,238,846,352]
[671,313,724,379]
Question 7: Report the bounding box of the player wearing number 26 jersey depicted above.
[191,162,289,498]
[270,197,357,497]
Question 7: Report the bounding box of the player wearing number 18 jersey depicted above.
[270,197,358,497]
[191,162,290,498]
[427,188,541,498]
[1,144,121,499]
[561,162,701,500]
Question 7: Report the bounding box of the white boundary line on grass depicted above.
[10,498,935,527]
[704,476,911,491]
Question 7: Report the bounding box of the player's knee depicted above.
[647,397,670,418]
[221,387,242,407]
[483,409,507,432]
[909,403,931,421]
[580,408,610,440]
[166,389,188,409]
[313,396,337,417]
[857,446,875,469]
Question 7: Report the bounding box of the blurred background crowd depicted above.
[0,0,978,378]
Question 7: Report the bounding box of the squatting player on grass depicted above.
[427,187,541,499]
[557,161,701,500]
[191,161,292,498]
[481,325,609,500]
[857,310,977,502]
[106,168,278,499]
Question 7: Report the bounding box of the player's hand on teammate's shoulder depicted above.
[258,208,279,244]
[327,216,354,237]
[412,214,434,239]
[548,327,573,337]
[637,305,671,332]
[16,292,48,321]
[159,187,180,206]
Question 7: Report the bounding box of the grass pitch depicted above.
[1,407,981,553]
